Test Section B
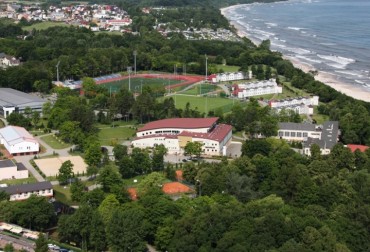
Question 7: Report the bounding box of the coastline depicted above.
[220,4,370,103]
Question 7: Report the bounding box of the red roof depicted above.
[175,170,183,181]
[137,118,218,132]
[127,188,138,200]
[347,144,369,153]
[178,124,232,142]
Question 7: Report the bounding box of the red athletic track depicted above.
[95,73,204,89]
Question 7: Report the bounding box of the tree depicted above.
[152,144,168,172]
[84,142,102,167]
[137,172,166,197]
[70,179,85,202]
[113,145,128,161]
[35,233,49,252]
[97,164,123,193]
[310,144,321,160]
[6,112,30,129]
[184,141,203,159]
[31,111,41,127]
[33,79,50,93]
[242,139,272,158]
[4,244,14,252]
[58,160,74,185]
[98,194,120,225]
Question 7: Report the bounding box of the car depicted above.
[59,249,69,252]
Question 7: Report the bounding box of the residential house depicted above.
[0,159,28,180]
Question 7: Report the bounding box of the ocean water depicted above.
[223,0,370,90]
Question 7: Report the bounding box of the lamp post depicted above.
[133,50,137,75]
[127,66,132,92]
[205,54,208,83]
[196,179,202,197]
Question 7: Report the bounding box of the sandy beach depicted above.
[220,5,370,103]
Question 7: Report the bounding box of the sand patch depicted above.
[34,156,87,177]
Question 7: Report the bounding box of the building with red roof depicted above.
[132,118,232,156]
[0,126,39,156]
[347,144,369,153]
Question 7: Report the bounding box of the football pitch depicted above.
[159,94,243,113]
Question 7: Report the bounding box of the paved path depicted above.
[217,84,231,96]
[0,233,35,251]
[13,155,45,182]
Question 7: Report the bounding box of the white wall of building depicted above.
[3,140,39,155]
[278,129,321,142]
[9,189,53,201]
[137,127,210,137]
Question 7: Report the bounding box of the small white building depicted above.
[0,126,39,156]
[232,79,282,98]
[208,71,252,83]
[269,96,319,115]
[132,118,232,156]
[0,159,28,180]
[0,181,53,201]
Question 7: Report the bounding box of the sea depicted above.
[222,0,370,91]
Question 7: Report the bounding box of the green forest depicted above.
[0,0,369,251]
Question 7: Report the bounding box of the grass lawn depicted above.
[0,175,37,185]
[98,126,136,146]
[181,84,219,95]
[158,94,244,114]
[312,106,330,124]
[100,77,182,93]
[95,120,138,128]
[53,185,76,205]
[22,21,70,31]
[41,135,72,149]
[216,64,240,72]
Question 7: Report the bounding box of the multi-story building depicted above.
[132,117,232,156]
[232,79,282,98]
[208,71,252,83]
[269,96,319,115]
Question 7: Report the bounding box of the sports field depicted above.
[181,84,219,95]
[100,77,181,93]
[159,94,243,113]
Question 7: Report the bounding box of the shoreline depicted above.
[220,4,370,103]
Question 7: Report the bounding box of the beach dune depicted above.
[220,5,370,103]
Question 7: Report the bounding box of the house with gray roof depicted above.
[0,181,53,201]
[0,88,46,118]
[0,159,28,180]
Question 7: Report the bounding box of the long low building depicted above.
[132,118,232,156]
[232,79,282,98]
[0,126,39,156]
[0,181,53,201]
[0,88,46,118]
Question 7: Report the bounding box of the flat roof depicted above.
[0,159,15,168]
[0,181,52,195]
[137,117,218,132]
[0,88,45,107]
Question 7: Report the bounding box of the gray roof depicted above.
[16,163,27,171]
[304,121,339,149]
[0,159,15,168]
[278,122,316,132]
[0,181,52,195]
[0,88,46,108]
[0,53,5,58]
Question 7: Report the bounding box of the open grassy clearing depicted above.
[95,120,138,128]
[100,77,182,93]
[22,21,70,31]
[216,64,240,72]
[41,134,72,149]
[158,94,245,114]
[312,106,330,124]
[0,174,37,185]
[98,126,136,146]
[181,84,219,95]
[53,185,76,206]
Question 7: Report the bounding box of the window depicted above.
[279,131,283,137]
[297,132,302,137]
[284,131,290,137]
[291,132,296,137]
[303,132,308,137]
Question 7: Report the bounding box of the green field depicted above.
[181,84,219,95]
[41,135,72,149]
[159,94,244,114]
[216,64,240,72]
[98,126,136,146]
[100,77,182,93]
[22,21,70,31]
[0,175,37,185]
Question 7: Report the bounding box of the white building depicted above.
[232,79,282,98]
[0,159,28,180]
[0,88,46,118]
[0,53,20,68]
[0,126,39,156]
[269,96,319,115]
[0,181,53,201]
[278,121,339,156]
[132,118,232,156]
[208,71,252,83]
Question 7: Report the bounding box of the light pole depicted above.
[127,66,132,91]
[133,50,137,75]
[205,54,208,83]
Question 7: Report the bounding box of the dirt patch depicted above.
[34,156,87,177]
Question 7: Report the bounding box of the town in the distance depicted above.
[0,0,368,252]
